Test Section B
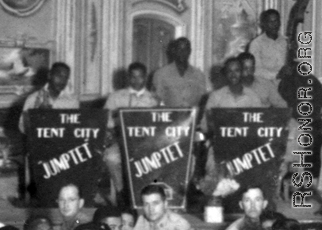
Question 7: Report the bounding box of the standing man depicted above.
[103,62,159,207]
[19,62,79,133]
[226,186,268,230]
[237,52,287,108]
[249,9,287,86]
[58,183,91,230]
[134,184,192,230]
[153,37,208,107]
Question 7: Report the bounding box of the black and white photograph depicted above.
[0,0,321,230]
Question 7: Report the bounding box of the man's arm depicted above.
[152,70,165,104]
[19,92,38,134]
[266,80,288,108]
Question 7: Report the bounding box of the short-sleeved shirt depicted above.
[206,86,262,109]
[19,84,79,133]
[134,210,193,230]
[104,87,158,128]
[153,62,207,107]
[244,78,287,108]
[249,33,287,83]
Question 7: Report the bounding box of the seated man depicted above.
[134,184,192,230]
[237,52,287,108]
[205,57,261,109]
[57,183,91,230]
[103,62,159,206]
[19,62,79,133]
[201,57,261,179]
[226,186,268,230]
[93,207,122,230]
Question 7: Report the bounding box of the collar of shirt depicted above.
[147,211,170,230]
[226,86,246,97]
[129,87,146,97]
[43,83,70,98]
[170,62,194,78]
[262,32,285,43]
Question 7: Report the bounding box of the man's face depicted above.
[129,69,145,91]
[58,185,84,219]
[48,68,69,95]
[264,13,280,37]
[121,213,134,230]
[174,41,191,63]
[239,188,268,220]
[142,193,167,223]
[226,61,242,86]
[241,59,255,84]
[101,217,122,230]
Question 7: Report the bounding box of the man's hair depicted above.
[93,207,121,224]
[237,52,255,65]
[260,9,280,30]
[58,182,83,199]
[240,185,266,200]
[50,62,70,75]
[223,57,241,75]
[260,210,286,223]
[121,208,138,223]
[272,218,300,230]
[173,37,191,52]
[128,62,147,76]
[140,184,166,201]
[24,216,52,230]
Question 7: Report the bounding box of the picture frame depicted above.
[0,41,50,95]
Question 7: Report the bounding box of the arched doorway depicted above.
[132,17,175,89]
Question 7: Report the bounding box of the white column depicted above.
[190,0,205,72]
[54,0,77,93]
[263,0,278,10]
[101,0,125,94]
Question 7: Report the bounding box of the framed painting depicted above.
[0,46,50,95]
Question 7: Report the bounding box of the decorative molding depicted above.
[0,0,46,17]
[133,0,187,14]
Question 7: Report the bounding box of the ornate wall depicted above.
[0,0,320,106]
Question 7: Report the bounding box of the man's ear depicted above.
[164,199,168,209]
[239,201,244,210]
[79,198,85,209]
[263,199,268,209]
